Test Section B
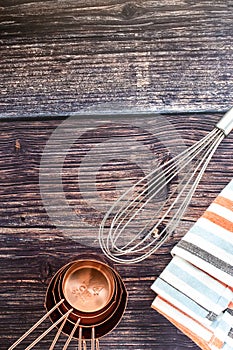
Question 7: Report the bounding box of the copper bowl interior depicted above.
[62,260,115,313]
[54,262,120,326]
[62,271,127,339]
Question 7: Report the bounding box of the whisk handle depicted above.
[216,107,233,136]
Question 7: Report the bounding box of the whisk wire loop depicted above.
[123,128,224,253]
[99,119,227,264]
[104,128,218,244]
[108,128,222,254]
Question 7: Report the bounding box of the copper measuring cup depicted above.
[45,258,128,348]
[9,258,127,350]
[54,260,120,326]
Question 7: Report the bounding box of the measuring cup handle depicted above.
[96,339,100,350]
[78,339,100,350]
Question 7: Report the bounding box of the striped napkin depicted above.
[151,179,233,350]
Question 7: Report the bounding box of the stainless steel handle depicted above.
[216,107,233,136]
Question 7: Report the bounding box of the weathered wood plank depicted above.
[0,1,232,118]
[0,112,232,230]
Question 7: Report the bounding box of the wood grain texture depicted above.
[0,112,233,349]
[0,1,232,118]
[1,1,233,349]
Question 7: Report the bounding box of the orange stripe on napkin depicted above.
[214,196,233,211]
[209,336,224,349]
[202,211,233,232]
[152,296,211,350]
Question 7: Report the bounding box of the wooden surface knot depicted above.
[121,2,144,20]
[39,259,54,284]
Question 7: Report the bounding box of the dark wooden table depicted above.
[0,1,232,349]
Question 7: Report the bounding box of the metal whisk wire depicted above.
[107,129,220,247]
[99,108,233,264]
[114,129,223,252]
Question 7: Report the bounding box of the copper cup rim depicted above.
[61,259,115,314]
[48,259,116,312]
[56,263,119,315]
[56,259,119,316]
[54,262,123,326]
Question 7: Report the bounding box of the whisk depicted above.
[99,108,233,264]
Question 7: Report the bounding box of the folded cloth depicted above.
[151,179,233,350]
[152,297,233,350]
[172,181,233,286]
[151,256,233,326]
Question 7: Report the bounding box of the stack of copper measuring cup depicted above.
[9,258,127,350]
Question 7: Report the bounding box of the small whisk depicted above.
[99,108,233,264]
